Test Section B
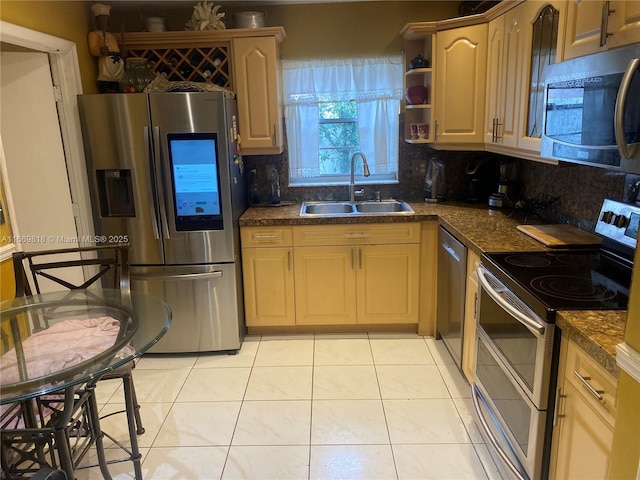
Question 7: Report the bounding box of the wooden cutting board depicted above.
[517,224,602,248]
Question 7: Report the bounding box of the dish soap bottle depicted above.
[270,167,281,205]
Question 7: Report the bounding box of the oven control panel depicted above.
[595,199,640,249]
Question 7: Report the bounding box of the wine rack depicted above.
[127,45,231,87]
[116,29,287,91]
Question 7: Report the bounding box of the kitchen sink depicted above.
[300,200,414,217]
[354,201,412,213]
[301,202,355,215]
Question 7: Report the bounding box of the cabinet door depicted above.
[484,16,505,145]
[484,9,526,150]
[517,1,566,152]
[294,246,357,325]
[435,23,488,146]
[462,250,480,382]
[357,244,420,324]
[232,36,283,154]
[242,247,295,327]
[552,380,614,479]
[418,222,438,336]
[611,0,640,48]
[564,0,608,59]
[500,5,528,150]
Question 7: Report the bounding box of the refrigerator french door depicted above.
[78,92,246,353]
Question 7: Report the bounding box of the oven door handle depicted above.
[472,384,529,480]
[477,267,545,336]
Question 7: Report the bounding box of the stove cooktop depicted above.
[481,199,639,320]
[482,250,632,319]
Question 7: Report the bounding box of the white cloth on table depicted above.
[0,317,121,428]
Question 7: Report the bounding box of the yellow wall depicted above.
[0,1,457,93]
[0,1,98,93]
[1,182,15,303]
[608,246,640,480]
[109,2,458,59]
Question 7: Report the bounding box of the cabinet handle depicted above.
[473,292,478,320]
[344,233,369,239]
[287,250,291,271]
[553,386,565,427]
[350,248,355,269]
[435,120,439,141]
[272,124,276,145]
[600,1,615,47]
[494,118,502,141]
[491,118,496,142]
[255,234,277,240]
[358,248,363,269]
[573,371,605,401]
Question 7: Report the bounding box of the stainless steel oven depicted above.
[473,265,556,480]
[472,198,638,480]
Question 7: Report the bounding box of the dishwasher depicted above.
[436,226,468,368]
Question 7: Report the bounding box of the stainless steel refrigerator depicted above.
[78,92,246,353]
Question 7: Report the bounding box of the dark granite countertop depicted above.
[240,201,627,373]
[239,201,548,257]
[556,310,627,378]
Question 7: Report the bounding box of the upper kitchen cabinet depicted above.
[232,33,285,155]
[400,23,437,144]
[117,28,286,156]
[565,0,640,59]
[485,1,566,158]
[434,23,488,148]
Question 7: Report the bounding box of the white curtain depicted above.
[282,56,403,181]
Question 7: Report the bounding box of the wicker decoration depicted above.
[185,1,226,31]
[144,75,234,95]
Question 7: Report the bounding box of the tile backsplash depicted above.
[242,120,631,231]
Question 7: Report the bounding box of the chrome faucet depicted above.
[349,151,371,202]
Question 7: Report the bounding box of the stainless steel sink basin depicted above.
[302,202,355,215]
[300,200,414,217]
[354,201,413,213]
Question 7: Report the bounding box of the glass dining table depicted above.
[0,289,172,479]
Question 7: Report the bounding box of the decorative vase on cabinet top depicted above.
[120,57,155,93]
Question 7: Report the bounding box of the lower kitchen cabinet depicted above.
[418,221,438,336]
[293,224,421,326]
[241,227,295,327]
[357,244,420,324]
[241,222,421,329]
[462,249,480,382]
[294,246,357,325]
[549,337,618,480]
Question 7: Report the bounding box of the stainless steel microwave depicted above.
[541,43,640,174]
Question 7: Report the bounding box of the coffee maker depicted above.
[488,159,518,207]
[465,157,498,203]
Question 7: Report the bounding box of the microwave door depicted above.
[615,57,640,170]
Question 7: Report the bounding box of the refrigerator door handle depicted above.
[143,126,160,240]
[131,270,224,281]
[153,126,171,239]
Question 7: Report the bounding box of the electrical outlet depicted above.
[415,161,427,176]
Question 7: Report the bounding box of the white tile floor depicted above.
[78,333,503,480]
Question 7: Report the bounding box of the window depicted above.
[319,100,359,175]
[282,57,403,186]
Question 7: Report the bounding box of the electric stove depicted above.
[482,198,639,322]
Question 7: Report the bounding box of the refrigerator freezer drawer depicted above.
[131,264,243,353]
